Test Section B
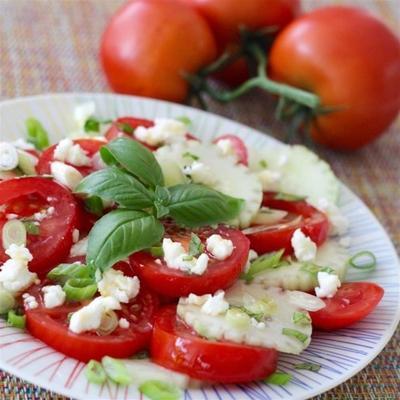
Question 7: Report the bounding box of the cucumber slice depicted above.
[156,142,262,228]
[252,239,349,291]
[17,150,38,175]
[157,159,188,187]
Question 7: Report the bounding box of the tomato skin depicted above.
[100,0,217,102]
[246,192,329,255]
[213,134,248,165]
[269,6,400,150]
[130,225,250,297]
[310,282,384,331]
[36,139,105,176]
[0,177,78,275]
[151,306,277,383]
[25,284,159,362]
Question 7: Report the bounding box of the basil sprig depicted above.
[76,138,243,273]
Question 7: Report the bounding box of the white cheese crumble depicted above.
[257,169,281,191]
[12,139,35,151]
[291,229,317,262]
[316,198,349,236]
[42,285,66,309]
[22,293,38,310]
[33,206,55,222]
[51,161,83,190]
[215,139,237,159]
[98,269,140,303]
[182,161,217,186]
[69,296,121,334]
[315,271,341,298]
[135,118,186,146]
[206,234,234,261]
[0,142,19,171]
[5,213,18,220]
[69,237,88,257]
[119,318,130,329]
[54,138,91,167]
[200,291,229,316]
[72,229,80,243]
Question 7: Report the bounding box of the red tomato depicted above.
[213,134,248,165]
[310,282,384,331]
[36,139,105,176]
[244,192,329,255]
[151,306,278,383]
[269,6,400,150]
[0,177,78,275]
[24,283,159,362]
[130,224,250,297]
[105,116,154,146]
[100,0,217,102]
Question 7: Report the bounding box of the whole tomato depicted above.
[181,0,300,85]
[269,6,400,150]
[100,0,217,102]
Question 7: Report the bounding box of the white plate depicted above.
[1,93,399,400]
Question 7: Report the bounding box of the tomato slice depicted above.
[245,191,329,254]
[0,177,78,275]
[213,134,248,165]
[36,139,105,176]
[151,306,277,383]
[105,116,154,144]
[129,224,250,297]
[310,282,384,331]
[24,282,159,362]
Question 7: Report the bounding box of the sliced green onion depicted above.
[47,263,92,284]
[7,310,26,329]
[294,362,321,372]
[2,219,27,250]
[242,298,277,321]
[274,192,306,202]
[282,328,308,343]
[182,255,194,261]
[26,118,50,150]
[149,246,164,257]
[292,311,311,326]
[188,233,204,257]
[243,249,285,282]
[182,151,199,161]
[84,196,104,216]
[117,122,134,134]
[300,263,335,277]
[264,372,291,385]
[102,356,132,385]
[139,380,182,400]
[97,310,118,336]
[176,116,192,126]
[225,307,251,330]
[259,160,268,168]
[23,221,40,235]
[64,278,97,301]
[85,360,107,384]
[84,117,101,133]
[348,251,377,271]
[0,289,16,314]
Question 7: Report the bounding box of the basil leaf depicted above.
[84,118,100,133]
[168,184,243,227]
[85,196,105,216]
[100,138,164,188]
[188,233,204,257]
[76,167,154,209]
[87,210,164,272]
[47,263,92,284]
[154,186,170,218]
[25,118,50,150]
[117,122,134,134]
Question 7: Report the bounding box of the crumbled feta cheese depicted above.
[51,161,83,190]
[244,249,258,273]
[42,285,66,309]
[186,293,212,306]
[251,319,266,329]
[69,296,121,334]
[291,229,317,262]
[98,269,140,303]
[23,293,38,310]
[119,318,130,329]
[316,198,349,236]
[33,206,55,222]
[0,142,19,171]
[69,237,88,257]
[54,138,91,167]
[12,139,35,151]
[190,253,209,275]
[206,234,234,260]
[183,161,216,186]
[315,271,341,298]
[201,291,229,316]
[5,213,18,220]
[5,244,33,263]
[72,229,80,243]
[215,139,236,158]
[257,169,281,191]
[135,118,186,146]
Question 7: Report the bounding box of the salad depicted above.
[0,103,383,399]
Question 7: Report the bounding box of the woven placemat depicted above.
[0,0,399,399]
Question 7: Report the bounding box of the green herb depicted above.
[188,233,204,257]
[282,328,308,343]
[25,118,50,150]
[274,192,306,202]
[240,298,277,321]
[149,246,164,257]
[259,160,268,168]
[47,263,92,284]
[23,221,40,235]
[85,360,107,384]
[117,122,134,134]
[84,118,100,133]
[153,186,171,218]
[182,152,199,161]
[139,380,182,400]
[102,356,131,385]
[176,116,192,126]
[264,372,291,385]
[100,138,164,188]
[84,196,104,216]
[300,263,335,277]
[243,249,285,282]
[76,167,154,210]
[7,310,26,329]
[348,251,376,271]
[294,362,321,372]
[86,210,164,272]
[292,311,311,325]
[63,278,97,301]
[182,255,194,261]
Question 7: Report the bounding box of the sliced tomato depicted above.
[129,224,249,297]
[0,177,78,275]
[310,282,384,331]
[213,134,248,165]
[36,138,105,176]
[105,116,154,144]
[244,192,329,254]
[151,306,277,383]
[24,282,159,362]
